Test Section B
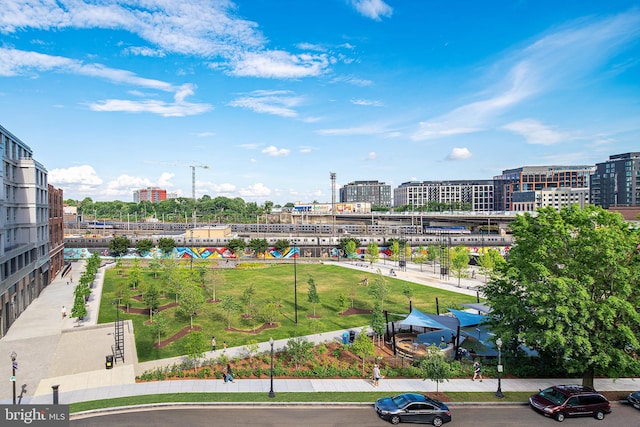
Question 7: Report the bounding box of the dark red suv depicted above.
[529,384,611,422]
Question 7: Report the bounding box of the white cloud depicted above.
[48,165,102,186]
[411,10,640,141]
[125,46,166,57]
[299,147,313,154]
[262,146,291,157]
[502,119,570,145]
[446,148,472,160]
[349,0,393,21]
[316,124,388,136]
[157,172,175,187]
[239,183,272,198]
[227,50,331,79]
[331,75,373,87]
[364,151,377,161]
[229,90,302,118]
[351,99,383,107]
[88,98,212,117]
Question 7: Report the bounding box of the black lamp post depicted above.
[10,351,17,405]
[495,338,504,398]
[268,337,275,398]
[294,248,298,325]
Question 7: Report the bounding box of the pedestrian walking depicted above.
[61,305,67,319]
[472,360,483,382]
[223,341,227,353]
[211,336,217,351]
[372,364,381,387]
[224,363,235,383]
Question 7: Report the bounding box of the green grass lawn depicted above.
[98,261,479,362]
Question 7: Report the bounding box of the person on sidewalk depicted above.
[472,360,483,382]
[224,363,235,383]
[211,336,216,352]
[372,364,381,387]
[61,305,67,319]
[223,341,227,353]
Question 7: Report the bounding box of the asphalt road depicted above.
[71,404,640,427]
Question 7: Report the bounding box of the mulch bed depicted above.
[119,301,178,315]
[225,323,278,334]
[339,307,373,316]
[152,325,202,348]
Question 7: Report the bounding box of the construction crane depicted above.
[189,164,210,201]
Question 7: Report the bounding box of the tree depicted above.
[426,244,438,273]
[338,237,361,253]
[177,281,205,328]
[418,345,451,393]
[249,238,269,258]
[368,269,389,310]
[477,248,505,283]
[71,292,87,324]
[402,282,413,307]
[150,311,169,346]
[307,276,320,317]
[273,239,289,254]
[413,246,428,272]
[365,242,379,266]
[128,258,142,290]
[205,268,225,301]
[370,301,386,347]
[345,240,357,261]
[219,295,239,328]
[136,238,153,256]
[337,293,348,314]
[183,330,208,369]
[449,246,470,287]
[148,256,162,279]
[484,205,640,388]
[285,336,314,370]
[143,283,160,320]
[157,238,176,256]
[261,302,280,325]
[351,328,376,374]
[240,283,256,317]
[109,235,130,257]
[227,238,246,258]
[389,240,400,265]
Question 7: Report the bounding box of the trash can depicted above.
[349,330,356,343]
[105,354,114,369]
[342,332,349,345]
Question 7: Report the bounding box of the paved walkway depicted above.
[1,258,638,407]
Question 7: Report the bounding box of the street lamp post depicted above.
[10,351,17,405]
[495,338,504,398]
[294,248,298,324]
[268,337,275,398]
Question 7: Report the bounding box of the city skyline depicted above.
[1,1,639,205]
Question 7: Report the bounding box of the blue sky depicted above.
[1,0,639,205]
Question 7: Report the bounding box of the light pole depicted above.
[294,248,298,324]
[10,351,17,405]
[268,337,275,398]
[495,338,504,398]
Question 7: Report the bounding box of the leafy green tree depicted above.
[484,205,640,388]
[273,239,290,254]
[418,345,451,393]
[249,238,269,258]
[128,258,142,290]
[148,256,162,279]
[219,295,239,328]
[109,235,130,257]
[345,240,357,261]
[285,336,314,369]
[307,276,320,317]
[260,302,280,325]
[365,242,379,266]
[227,238,246,257]
[426,244,438,273]
[370,301,386,347]
[205,268,225,301]
[389,240,400,265]
[177,282,205,328]
[157,237,176,256]
[368,269,389,310]
[449,246,470,287]
[143,283,160,320]
[337,293,348,314]
[183,330,208,369]
[71,292,87,323]
[136,238,153,256]
[477,248,505,283]
[402,282,413,307]
[150,311,169,346]
[338,237,361,253]
[351,328,376,374]
[240,283,256,317]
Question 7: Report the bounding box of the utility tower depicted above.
[190,164,210,200]
[330,172,336,236]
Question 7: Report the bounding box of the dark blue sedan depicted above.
[375,393,452,426]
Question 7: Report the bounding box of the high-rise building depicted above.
[493,165,594,211]
[393,180,494,211]
[133,187,167,203]
[48,185,65,282]
[339,180,392,207]
[0,125,51,337]
[590,152,640,209]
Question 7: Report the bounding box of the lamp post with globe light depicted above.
[268,337,275,398]
[10,351,17,405]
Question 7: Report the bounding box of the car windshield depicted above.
[392,395,410,408]
[539,388,567,405]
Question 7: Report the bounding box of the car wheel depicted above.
[594,411,605,420]
[432,416,444,427]
[555,412,565,422]
[390,415,401,425]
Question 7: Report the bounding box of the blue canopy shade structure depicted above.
[447,308,487,327]
[399,308,452,330]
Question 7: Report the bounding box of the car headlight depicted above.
[543,407,554,413]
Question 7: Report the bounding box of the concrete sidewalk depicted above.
[1,258,638,407]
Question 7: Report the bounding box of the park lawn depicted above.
[97,261,479,362]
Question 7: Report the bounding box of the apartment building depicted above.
[48,185,64,281]
[511,187,589,211]
[0,125,51,337]
[493,165,594,211]
[590,152,640,209]
[339,180,392,208]
[393,180,494,212]
[133,187,167,203]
